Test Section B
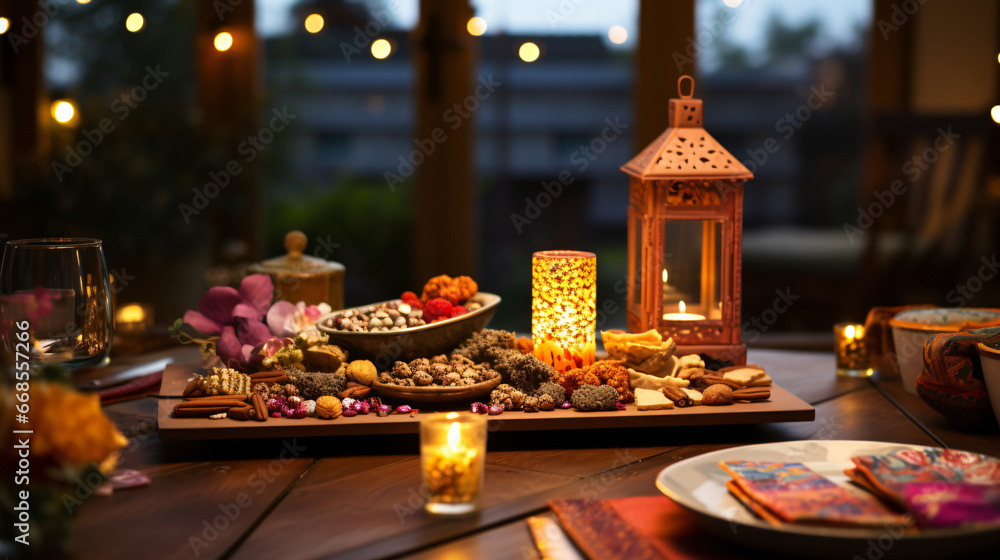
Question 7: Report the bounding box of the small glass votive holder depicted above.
[115,302,154,335]
[834,322,873,377]
[419,411,487,515]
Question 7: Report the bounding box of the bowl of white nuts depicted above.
[316,292,501,364]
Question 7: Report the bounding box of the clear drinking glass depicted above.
[0,238,113,370]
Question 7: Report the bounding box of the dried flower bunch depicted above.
[453,329,557,394]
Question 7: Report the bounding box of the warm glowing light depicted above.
[532,250,596,373]
[997,53,1000,64]
[371,38,391,59]
[608,25,628,44]
[214,32,233,51]
[467,16,487,36]
[51,100,76,124]
[844,324,855,339]
[0,18,9,35]
[663,300,707,321]
[77,0,91,4]
[723,0,744,7]
[304,13,324,33]
[447,422,461,451]
[519,41,540,62]
[125,13,144,32]
[116,304,147,324]
[991,105,1000,124]
[662,269,668,283]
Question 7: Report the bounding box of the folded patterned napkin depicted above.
[719,461,908,527]
[916,326,1000,426]
[846,447,1000,528]
[547,497,744,560]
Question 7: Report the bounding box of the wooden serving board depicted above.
[157,363,815,439]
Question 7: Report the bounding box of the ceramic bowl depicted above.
[316,292,500,364]
[977,342,1000,424]
[889,308,1000,395]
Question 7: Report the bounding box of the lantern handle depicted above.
[677,75,695,98]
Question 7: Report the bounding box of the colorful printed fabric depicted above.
[915,326,1000,426]
[719,461,906,527]
[849,447,1000,528]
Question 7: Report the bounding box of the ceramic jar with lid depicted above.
[247,231,345,310]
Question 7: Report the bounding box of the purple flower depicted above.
[182,274,275,370]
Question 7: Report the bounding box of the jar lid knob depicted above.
[285,230,307,258]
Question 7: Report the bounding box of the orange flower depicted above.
[21,382,127,467]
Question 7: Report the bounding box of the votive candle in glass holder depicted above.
[834,322,873,377]
[115,302,154,335]
[420,411,487,515]
[531,250,596,373]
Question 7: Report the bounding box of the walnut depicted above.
[269,383,285,397]
[414,372,433,386]
[431,354,449,364]
[445,372,461,385]
[391,361,413,378]
[409,358,431,371]
[283,384,300,398]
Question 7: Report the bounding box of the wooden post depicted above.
[195,1,262,261]
[412,0,476,282]
[0,0,48,199]
[633,0,695,150]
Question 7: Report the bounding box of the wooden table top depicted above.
[71,346,1000,560]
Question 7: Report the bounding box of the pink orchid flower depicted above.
[266,301,332,338]
[182,274,275,371]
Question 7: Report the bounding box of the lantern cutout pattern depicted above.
[620,75,753,365]
[532,251,597,373]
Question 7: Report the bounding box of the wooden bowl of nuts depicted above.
[373,375,502,404]
[316,292,501,363]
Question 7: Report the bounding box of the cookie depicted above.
[702,384,733,406]
[635,387,674,411]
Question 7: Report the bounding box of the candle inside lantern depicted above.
[531,250,596,373]
[420,412,487,515]
[115,302,154,335]
[834,322,873,377]
[662,300,707,321]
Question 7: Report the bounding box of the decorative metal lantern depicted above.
[620,76,752,365]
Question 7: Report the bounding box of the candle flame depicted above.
[447,422,460,452]
[662,269,668,283]
[844,325,855,339]
[679,300,686,313]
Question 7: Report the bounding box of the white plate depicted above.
[655,440,1000,559]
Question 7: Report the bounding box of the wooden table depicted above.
[71,347,1000,560]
